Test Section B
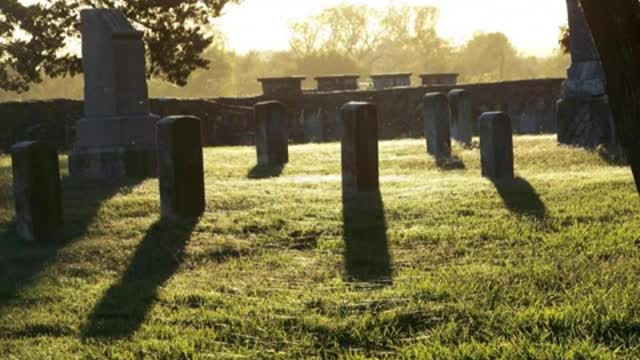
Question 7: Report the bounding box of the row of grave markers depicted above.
[9,96,513,243]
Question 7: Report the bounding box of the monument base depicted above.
[556,95,623,160]
[562,61,607,97]
[75,115,160,148]
[69,146,157,179]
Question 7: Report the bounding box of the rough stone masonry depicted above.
[340,102,380,193]
[69,9,159,179]
[11,141,63,242]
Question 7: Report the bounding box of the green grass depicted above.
[1,135,640,359]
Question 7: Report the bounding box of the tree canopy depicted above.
[0,0,238,92]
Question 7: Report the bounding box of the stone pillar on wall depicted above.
[258,77,306,98]
[370,73,412,90]
[69,9,159,178]
[420,73,459,87]
[315,75,360,92]
[556,0,620,158]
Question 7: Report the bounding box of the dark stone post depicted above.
[157,116,205,220]
[479,112,514,180]
[423,92,451,158]
[340,102,379,193]
[255,101,289,166]
[448,89,473,145]
[11,141,63,242]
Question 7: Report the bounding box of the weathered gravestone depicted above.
[479,112,514,180]
[302,108,326,143]
[69,9,159,179]
[157,116,205,220]
[255,101,289,166]
[448,89,473,145]
[340,102,379,193]
[423,92,452,158]
[11,141,63,242]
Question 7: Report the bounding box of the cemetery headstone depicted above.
[255,101,289,166]
[448,89,473,145]
[423,92,452,158]
[11,141,63,242]
[479,112,514,180]
[340,102,379,193]
[157,116,205,220]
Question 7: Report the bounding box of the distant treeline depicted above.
[0,4,569,101]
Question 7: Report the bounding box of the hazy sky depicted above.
[215,0,569,56]
[19,0,569,57]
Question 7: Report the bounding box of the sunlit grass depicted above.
[1,135,639,359]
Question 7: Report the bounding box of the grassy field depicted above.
[1,136,640,359]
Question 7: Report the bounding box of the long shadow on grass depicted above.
[342,191,393,282]
[247,163,285,179]
[492,177,547,219]
[0,177,140,312]
[83,218,196,339]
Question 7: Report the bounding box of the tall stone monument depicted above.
[556,0,619,156]
[69,9,159,178]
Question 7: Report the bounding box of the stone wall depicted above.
[219,78,563,143]
[0,99,83,153]
[0,98,255,152]
[0,78,562,153]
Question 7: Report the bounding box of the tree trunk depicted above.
[580,0,640,193]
